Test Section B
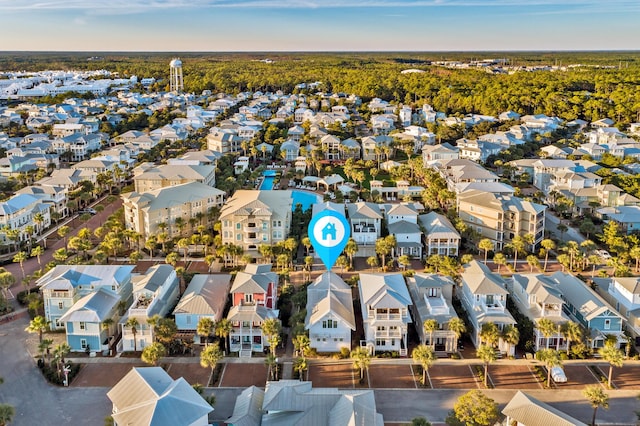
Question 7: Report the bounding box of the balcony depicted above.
[375,329,402,338]
[481,300,505,313]
[424,294,450,316]
[368,310,404,321]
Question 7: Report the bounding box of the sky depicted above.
[0,0,639,52]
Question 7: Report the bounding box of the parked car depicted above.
[79,207,97,215]
[551,366,567,383]
[596,250,612,260]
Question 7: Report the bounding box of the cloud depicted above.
[0,0,637,12]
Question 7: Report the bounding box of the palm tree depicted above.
[344,238,358,268]
[423,319,439,348]
[540,238,556,272]
[38,338,53,366]
[501,325,520,357]
[561,321,583,357]
[30,245,44,267]
[293,357,308,381]
[412,344,436,386]
[125,317,140,352]
[507,234,532,270]
[479,322,499,347]
[493,253,507,273]
[351,346,371,381]
[215,318,232,356]
[366,255,379,271]
[25,315,50,343]
[265,353,278,381]
[537,318,557,349]
[13,251,28,280]
[200,343,223,385]
[53,343,70,372]
[448,317,466,351]
[478,238,493,264]
[599,342,624,389]
[261,318,282,356]
[476,344,496,388]
[293,334,311,358]
[197,317,214,347]
[536,348,562,388]
[101,318,114,337]
[141,342,166,366]
[583,385,609,426]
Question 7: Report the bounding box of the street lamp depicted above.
[275,357,279,381]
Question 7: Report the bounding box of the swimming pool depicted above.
[261,171,320,211]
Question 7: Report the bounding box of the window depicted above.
[186,316,192,325]
[80,339,87,349]
[245,294,254,303]
[428,288,437,297]
[236,223,241,229]
[58,302,64,310]
[242,321,250,328]
[111,285,116,291]
[236,234,242,241]
[604,319,611,330]
[79,322,86,330]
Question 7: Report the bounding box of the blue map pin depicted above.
[308,210,351,270]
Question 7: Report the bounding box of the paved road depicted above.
[0,315,111,426]
[546,210,587,244]
[4,198,123,298]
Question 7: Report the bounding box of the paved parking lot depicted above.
[308,362,357,388]
[369,364,416,389]
[558,365,601,389]
[611,365,640,389]
[428,365,477,389]
[219,363,268,388]
[166,363,211,386]
[71,362,144,388]
[489,365,541,389]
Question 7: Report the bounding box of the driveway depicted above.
[0,315,111,426]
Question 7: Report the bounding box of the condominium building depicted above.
[122,181,225,238]
[133,164,216,193]
[219,190,293,254]
[458,190,546,251]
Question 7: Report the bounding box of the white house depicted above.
[358,273,412,356]
[305,272,356,353]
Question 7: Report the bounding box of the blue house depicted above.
[551,272,626,348]
[174,274,232,344]
[59,288,120,353]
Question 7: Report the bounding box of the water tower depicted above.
[169,58,184,93]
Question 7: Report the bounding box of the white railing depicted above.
[424,294,450,316]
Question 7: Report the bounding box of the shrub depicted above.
[38,361,81,386]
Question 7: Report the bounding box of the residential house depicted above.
[228,264,279,356]
[227,381,383,426]
[435,159,499,192]
[107,367,212,426]
[502,391,587,426]
[219,190,293,254]
[122,182,225,238]
[422,143,459,164]
[0,193,51,245]
[16,185,68,218]
[532,159,577,194]
[206,128,242,154]
[361,135,392,161]
[595,277,640,345]
[305,272,356,353]
[167,149,221,167]
[407,273,459,352]
[551,272,625,348]
[458,138,504,163]
[347,202,383,248]
[510,274,570,351]
[173,274,232,344]
[386,203,422,258]
[598,205,640,234]
[371,114,396,135]
[52,133,102,162]
[457,190,546,251]
[280,139,300,161]
[38,265,134,331]
[133,164,216,193]
[358,273,412,355]
[419,211,461,257]
[119,265,180,352]
[459,261,516,354]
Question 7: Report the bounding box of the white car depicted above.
[551,366,567,383]
[597,250,612,260]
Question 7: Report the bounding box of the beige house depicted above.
[122,181,225,238]
[458,190,546,251]
[133,164,216,193]
[219,190,293,254]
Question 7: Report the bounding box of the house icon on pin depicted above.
[322,222,337,241]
